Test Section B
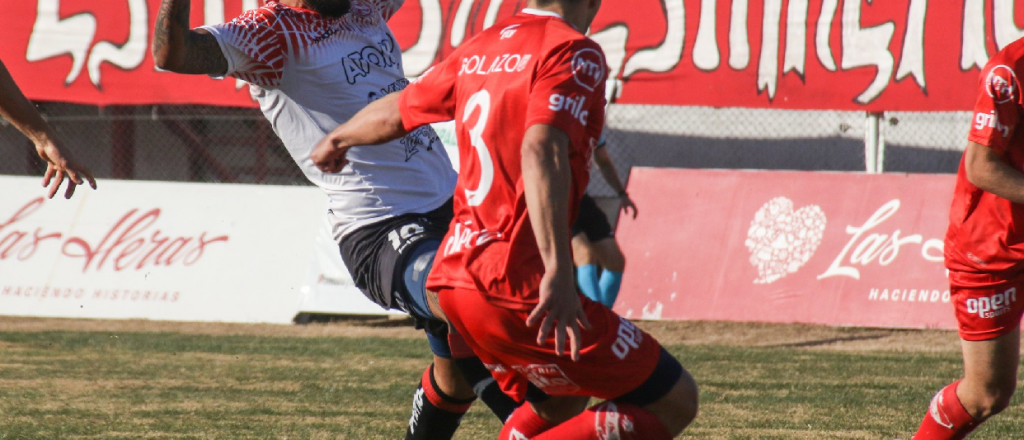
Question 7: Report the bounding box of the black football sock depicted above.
[454,356,520,422]
[405,364,475,440]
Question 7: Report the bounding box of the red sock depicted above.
[528,401,672,440]
[499,404,558,439]
[913,381,979,440]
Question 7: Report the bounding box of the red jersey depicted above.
[945,37,1024,275]
[398,10,607,310]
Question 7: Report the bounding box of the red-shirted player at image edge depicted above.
[311,0,699,439]
[908,37,1024,440]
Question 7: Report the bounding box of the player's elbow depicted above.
[964,142,999,190]
[152,47,178,72]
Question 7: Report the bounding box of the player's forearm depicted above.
[522,125,573,273]
[326,92,408,149]
[597,163,626,195]
[966,141,1024,204]
[0,60,55,148]
[152,0,192,71]
[594,148,626,194]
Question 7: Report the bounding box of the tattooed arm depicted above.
[152,0,228,75]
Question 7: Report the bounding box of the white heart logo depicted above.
[745,197,827,284]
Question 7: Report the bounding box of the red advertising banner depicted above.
[614,168,958,330]
[2,1,1020,110]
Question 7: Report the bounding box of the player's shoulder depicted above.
[230,2,289,28]
[984,38,1024,74]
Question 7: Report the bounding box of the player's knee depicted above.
[650,367,699,435]
[980,383,1016,417]
[432,356,477,401]
[596,240,626,272]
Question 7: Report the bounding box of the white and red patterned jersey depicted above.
[202,0,456,240]
[946,37,1024,276]
[399,9,607,310]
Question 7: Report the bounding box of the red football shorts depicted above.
[438,287,662,402]
[949,270,1024,341]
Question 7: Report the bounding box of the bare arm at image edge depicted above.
[0,59,96,199]
[592,145,637,218]
[964,140,1024,204]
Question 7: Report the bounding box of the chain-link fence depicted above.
[1,102,971,220]
[0,103,306,185]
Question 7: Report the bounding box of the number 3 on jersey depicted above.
[462,90,495,206]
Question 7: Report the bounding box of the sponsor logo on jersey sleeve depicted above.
[548,93,589,125]
[973,110,1012,138]
[570,47,606,92]
[986,65,1019,104]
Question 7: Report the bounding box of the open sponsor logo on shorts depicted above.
[512,364,580,394]
[965,287,1017,319]
[571,47,606,92]
[612,317,644,360]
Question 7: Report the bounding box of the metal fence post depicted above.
[865,111,885,173]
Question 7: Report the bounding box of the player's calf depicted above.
[405,363,475,440]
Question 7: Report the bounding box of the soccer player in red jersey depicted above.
[1,58,96,199]
[910,38,1024,440]
[311,0,699,438]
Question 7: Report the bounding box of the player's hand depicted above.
[526,266,592,361]
[36,139,97,199]
[619,193,638,219]
[311,134,352,173]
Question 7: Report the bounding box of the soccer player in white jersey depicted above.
[151,1,517,438]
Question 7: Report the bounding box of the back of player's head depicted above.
[532,0,586,7]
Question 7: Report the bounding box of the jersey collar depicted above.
[520,7,580,30]
[521,8,565,19]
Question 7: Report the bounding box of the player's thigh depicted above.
[961,327,1021,393]
[590,238,626,272]
[571,234,596,266]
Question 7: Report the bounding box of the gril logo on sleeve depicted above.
[548,93,589,125]
[570,47,606,92]
[986,65,1018,104]
[974,110,1011,138]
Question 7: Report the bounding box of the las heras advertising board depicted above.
[0,176,377,323]
[614,168,958,330]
